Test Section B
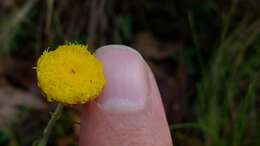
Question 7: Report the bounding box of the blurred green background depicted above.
[0,0,259,146]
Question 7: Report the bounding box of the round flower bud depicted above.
[36,43,106,104]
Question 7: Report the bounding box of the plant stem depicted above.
[37,104,64,146]
[170,123,201,130]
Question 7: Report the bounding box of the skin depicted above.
[79,45,173,146]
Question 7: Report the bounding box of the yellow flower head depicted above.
[36,43,106,104]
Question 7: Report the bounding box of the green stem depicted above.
[170,123,201,130]
[37,104,64,146]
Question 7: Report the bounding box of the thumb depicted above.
[79,45,172,146]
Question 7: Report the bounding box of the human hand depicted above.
[79,45,173,146]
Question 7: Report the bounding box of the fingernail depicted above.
[95,45,149,112]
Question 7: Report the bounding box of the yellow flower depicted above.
[36,43,106,104]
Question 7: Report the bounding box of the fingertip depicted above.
[79,45,172,146]
[95,44,143,59]
[95,45,149,112]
